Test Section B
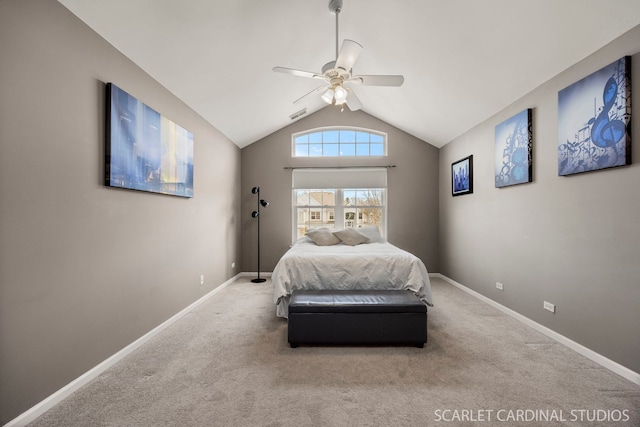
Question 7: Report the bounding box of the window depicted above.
[293,127,386,157]
[291,164,387,242]
[294,188,385,240]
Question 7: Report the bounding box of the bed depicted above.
[272,227,433,318]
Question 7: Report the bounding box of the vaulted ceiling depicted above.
[58,0,640,148]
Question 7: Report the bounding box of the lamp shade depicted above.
[321,88,334,104]
[334,85,347,102]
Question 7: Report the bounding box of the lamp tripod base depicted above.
[251,277,267,283]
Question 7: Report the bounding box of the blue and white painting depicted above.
[452,155,473,196]
[558,56,631,176]
[495,109,532,188]
[106,83,194,197]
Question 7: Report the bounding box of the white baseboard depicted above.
[431,273,640,386]
[5,274,242,427]
[9,272,637,426]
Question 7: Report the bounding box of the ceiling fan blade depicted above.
[293,85,328,104]
[345,88,362,111]
[273,66,324,80]
[335,39,363,72]
[350,75,405,86]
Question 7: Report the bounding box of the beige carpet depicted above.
[29,277,640,426]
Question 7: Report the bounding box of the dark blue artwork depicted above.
[106,83,194,197]
[558,57,631,176]
[452,155,473,196]
[495,109,532,188]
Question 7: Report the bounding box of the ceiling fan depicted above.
[273,0,404,111]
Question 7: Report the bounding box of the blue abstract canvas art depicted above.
[558,56,631,176]
[495,109,532,188]
[106,83,194,197]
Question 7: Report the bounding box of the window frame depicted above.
[292,126,388,158]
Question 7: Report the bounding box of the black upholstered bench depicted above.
[288,290,427,348]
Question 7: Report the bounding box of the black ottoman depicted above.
[288,290,427,348]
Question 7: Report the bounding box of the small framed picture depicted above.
[452,155,473,196]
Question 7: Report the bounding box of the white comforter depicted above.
[272,239,433,317]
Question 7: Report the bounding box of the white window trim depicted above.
[292,126,388,157]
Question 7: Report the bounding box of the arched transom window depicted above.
[292,127,387,157]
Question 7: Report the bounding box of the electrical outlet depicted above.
[543,301,555,313]
[496,282,504,291]
[231,262,236,269]
[200,275,205,285]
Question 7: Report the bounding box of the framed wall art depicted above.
[452,155,473,196]
[557,56,631,176]
[106,82,194,197]
[495,109,532,188]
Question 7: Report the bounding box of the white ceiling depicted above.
[58,0,640,148]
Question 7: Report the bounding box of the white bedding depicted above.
[272,238,433,317]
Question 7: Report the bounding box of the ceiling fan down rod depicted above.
[329,0,343,60]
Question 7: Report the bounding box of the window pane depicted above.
[295,143,309,156]
[296,190,309,206]
[340,143,355,156]
[356,143,369,156]
[308,190,323,206]
[323,208,335,228]
[344,209,356,228]
[296,208,308,223]
[309,132,322,143]
[309,143,323,156]
[356,131,369,143]
[358,207,382,228]
[323,130,339,142]
[321,189,335,206]
[370,143,384,156]
[359,189,382,205]
[296,208,309,238]
[343,190,356,206]
[339,130,355,142]
[370,134,383,143]
[323,143,339,156]
[294,134,308,143]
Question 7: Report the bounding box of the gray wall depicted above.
[0,1,241,423]
[439,25,640,374]
[241,107,440,274]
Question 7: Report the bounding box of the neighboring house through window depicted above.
[294,188,385,240]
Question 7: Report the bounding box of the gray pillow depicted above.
[333,228,369,246]
[305,228,341,246]
[357,226,386,243]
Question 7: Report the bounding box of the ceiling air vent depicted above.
[290,108,307,120]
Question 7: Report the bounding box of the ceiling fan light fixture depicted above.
[334,85,347,102]
[321,88,335,104]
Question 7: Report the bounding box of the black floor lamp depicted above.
[251,186,269,283]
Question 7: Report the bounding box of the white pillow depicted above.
[333,228,369,246]
[305,228,341,246]
[357,226,386,243]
